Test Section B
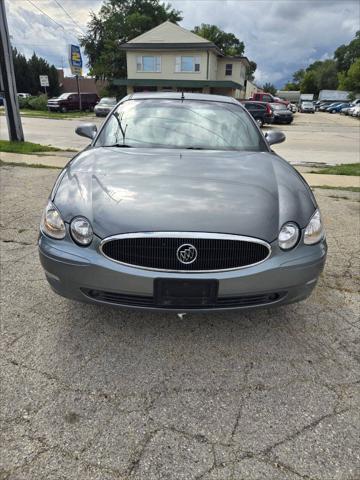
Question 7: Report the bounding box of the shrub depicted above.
[27,94,48,111]
[18,96,31,109]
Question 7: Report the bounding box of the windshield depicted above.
[270,103,288,111]
[302,102,313,107]
[95,99,267,151]
[99,97,117,105]
[57,93,72,100]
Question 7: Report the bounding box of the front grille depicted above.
[82,289,285,309]
[100,234,270,272]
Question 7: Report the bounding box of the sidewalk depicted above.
[0,151,359,188]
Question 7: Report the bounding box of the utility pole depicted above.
[0,0,24,141]
[76,74,82,111]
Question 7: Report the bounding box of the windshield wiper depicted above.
[111,111,128,146]
[104,143,132,148]
[186,146,206,150]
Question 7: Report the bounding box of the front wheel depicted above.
[60,106,67,113]
[256,118,263,128]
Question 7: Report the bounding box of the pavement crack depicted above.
[0,238,34,246]
[263,407,352,456]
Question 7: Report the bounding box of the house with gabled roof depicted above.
[115,21,251,98]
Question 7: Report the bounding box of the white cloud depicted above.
[6,0,360,87]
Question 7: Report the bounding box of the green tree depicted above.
[192,23,244,56]
[338,58,360,93]
[80,0,182,83]
[300,71,318,94]
[316,59,338,90]
[283,82,300,91]
[246,60,257,81]
[334,31,360,72]
[262,82,277,95]
[12,49,60,97]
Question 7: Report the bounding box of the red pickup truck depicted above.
[251,92,289,106]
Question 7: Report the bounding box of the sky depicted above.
[6,0,360,88]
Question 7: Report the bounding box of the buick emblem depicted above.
[176,244,198,264]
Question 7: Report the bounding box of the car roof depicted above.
[126,91,240,104]
[242,100,268,104]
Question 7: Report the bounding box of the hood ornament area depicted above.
[176,244,198,264]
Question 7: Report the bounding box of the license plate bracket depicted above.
[154,279,218,307]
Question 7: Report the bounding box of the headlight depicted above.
[278,222,299,250]
[304,209,324,245]
[40,200,66,239]
[70,216,93,246]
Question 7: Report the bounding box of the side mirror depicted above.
[264,130,286,146]
[75,123,97,140]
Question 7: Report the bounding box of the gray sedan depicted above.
[39,92,326,311]
[94,97,117,117]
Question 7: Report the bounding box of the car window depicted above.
[96,99,267,152]
[99,98,116,105]
[270,103,286,110]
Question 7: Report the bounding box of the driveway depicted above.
[0,114,104,150]
[1,165,359,479]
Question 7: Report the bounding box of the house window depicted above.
[225,64,233,76]
[175,56,200,73]
[136,56,161,72]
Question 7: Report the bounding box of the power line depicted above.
[25,0,79,41]
[52,0,86,35]
[26,0,64,31]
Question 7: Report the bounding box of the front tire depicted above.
[60,106,67,113]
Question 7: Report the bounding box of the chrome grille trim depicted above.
[99,232,271,273]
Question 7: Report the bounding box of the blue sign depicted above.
[68,44,82,75]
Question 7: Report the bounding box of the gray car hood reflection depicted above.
[54,147,316,241]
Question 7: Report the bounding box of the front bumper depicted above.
[38,232,327,312]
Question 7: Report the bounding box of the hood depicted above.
[53,148,316,242]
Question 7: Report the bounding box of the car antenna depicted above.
[181,90,185,102]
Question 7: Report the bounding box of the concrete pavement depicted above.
[1,110,359,165]
[271,112,360,165]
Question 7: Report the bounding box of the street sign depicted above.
[68,44,82,76]
[39,75,49,87]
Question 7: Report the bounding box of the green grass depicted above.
[0,140,61,154]
[0,109,94,119]
[312,185,360,193]
[310,163,360,176]
[0,159,61,169]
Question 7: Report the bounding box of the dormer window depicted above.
[175,56,200,73]
[136,56,161,72]
[225,64,233,76]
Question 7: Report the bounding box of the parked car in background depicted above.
[270,103,293,124]
[38,92,326,311]
[0,95,4,106]
[47,92,99,112]
[352,105,360,117]
[340,100,360,115]
[299,101,315,113]
[241,101,274,127]
[319,102,342,112]
[17,93,31,99]
[251,92,289,106]
[327,102,351,113]
[94,97,117,117]
[315,101,332,111]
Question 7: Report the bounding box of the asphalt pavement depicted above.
[1,165,359,480]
